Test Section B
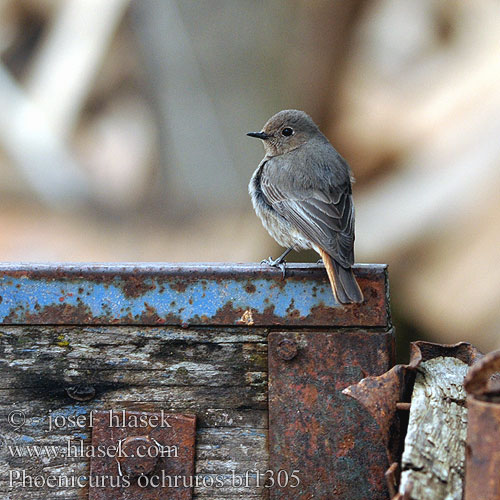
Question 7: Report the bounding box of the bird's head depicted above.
[247,109,322,157]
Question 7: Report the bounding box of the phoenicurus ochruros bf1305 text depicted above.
[247,109,363,304]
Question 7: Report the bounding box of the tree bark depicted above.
[399,356,468,500]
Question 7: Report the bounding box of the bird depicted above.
[247,109,363,305]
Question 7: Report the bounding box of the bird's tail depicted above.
[318,248,364,305]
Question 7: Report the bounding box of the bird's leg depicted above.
[261,247,294,278]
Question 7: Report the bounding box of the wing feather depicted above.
[260,161,355,267]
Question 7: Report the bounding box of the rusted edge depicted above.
[464,348,500,397]
[385,462,400,499]
[464,348,500,500]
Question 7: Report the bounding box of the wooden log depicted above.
[398,356,469,499]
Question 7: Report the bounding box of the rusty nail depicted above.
[117,435,159,478]
[65,384,96,401]
[275,338,298,360]
[385,461,400,499]
[395,402,411,411]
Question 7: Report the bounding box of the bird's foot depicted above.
[261,257,287,278]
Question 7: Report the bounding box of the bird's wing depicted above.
[260,160,355,267]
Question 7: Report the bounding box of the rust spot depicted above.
[285,298,301,319]
[245,283,256,293]
[4,302,94,324]
[120,275,156,298]
[140,303,165,324]
[238,309,255,326]
[208,300,242,325]
[169,281,188,293]
[337,433,355,457]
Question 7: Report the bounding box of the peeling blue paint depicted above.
[0,263,388,327]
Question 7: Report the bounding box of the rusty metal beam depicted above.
[0,263,388,327]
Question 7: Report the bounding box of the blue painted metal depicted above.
[0,263,388,327]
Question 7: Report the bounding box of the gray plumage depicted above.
[248,109,363,304]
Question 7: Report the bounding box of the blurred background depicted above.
[0,0,499,356]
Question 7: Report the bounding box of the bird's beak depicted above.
[247,131,270,140]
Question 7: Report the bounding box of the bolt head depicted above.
[65,384,96,401]
[117,435,159,477]
[276,338,298,360]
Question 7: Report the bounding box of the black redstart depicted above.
[247,109,363,304]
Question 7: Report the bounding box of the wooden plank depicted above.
[1,326,267,389]
[0,326,269,499]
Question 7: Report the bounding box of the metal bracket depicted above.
[89,410,196,499]
[268,330,394,499]
[465,349,500,500]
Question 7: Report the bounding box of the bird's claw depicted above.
[261,257,287,278]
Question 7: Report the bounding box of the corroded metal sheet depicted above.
[89,410,196,500]
[464,349,500,500]
[0,263,388,327]
[343,341,483,499]
[268,329,395,500]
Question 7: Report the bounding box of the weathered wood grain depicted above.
[0,326,269,499]
[399,356,469,500]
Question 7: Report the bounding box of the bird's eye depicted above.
[282,127,293,137]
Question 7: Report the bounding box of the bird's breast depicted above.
[249,162,310,250]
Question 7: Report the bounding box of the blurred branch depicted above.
[131,0,238,213]
[337,0,500,350]
[0,0,130,206]
[0,64,90,205]
[341,0,500,257]
[25,0,130,138]
[355,93,500,258]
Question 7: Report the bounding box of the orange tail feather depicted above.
[317,248,363,305]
